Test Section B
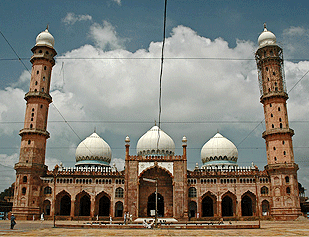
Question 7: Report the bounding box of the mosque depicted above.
[12,25,302,221]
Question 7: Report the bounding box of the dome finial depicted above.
[94,127,96,133]
[263,22,267,31]
[155,120,157,126]
[46,24,49,31]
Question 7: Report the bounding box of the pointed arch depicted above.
[201,191,217,217]
[95,191,111,216]
[75,191,91,216]
[241,191,256,216]
[221,191,236,217]
[139,164,173,179]
[55,190,71,216]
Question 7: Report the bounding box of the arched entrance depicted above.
[147,193,164,217]
[43,200,51,216]
[202,196,214,217]
[241,195,253,216]
[189,201,197,218]
[222,196,233,217]
[99,196,110,216]
[75,191,91,216]
[138,167,173,217]
[115,201,123,217]
[56,191,71,216]
[262,200,270,216]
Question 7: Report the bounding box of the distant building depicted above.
[12,25,302,220]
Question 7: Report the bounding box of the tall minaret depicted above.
[255,24,301,220]
[13,27,56,220]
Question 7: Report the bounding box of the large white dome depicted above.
[201,133,238,167]
[75,132,112,166]
[136,126,175,156]
[258,24,276,47]
[36,28,55,48]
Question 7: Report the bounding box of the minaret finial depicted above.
[94,127,96,133]
[217,128,219,133]
[263,22,267,31]
[46,24,49,31]
[155,120,157,126]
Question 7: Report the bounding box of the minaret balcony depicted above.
[260,91,288,103]
[19,128,50,138]
[25,91,52,103]
[262,128,294,138]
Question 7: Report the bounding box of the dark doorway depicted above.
[60,195,71,216]
[189,201,197,218]
[147,193,164,217]
[222,196,233,216]
[115,201,123,217]
[262,200,270,216]
[241,195,253,216]
[79,195,91,216]
[99,196,110,216]
[202,196,214,217]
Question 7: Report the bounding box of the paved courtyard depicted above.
[0,219,309,236]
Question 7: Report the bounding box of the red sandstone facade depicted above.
[13,26,302,221]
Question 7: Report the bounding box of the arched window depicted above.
[188,187,197,198]
[261,186,269,195]
[285,176,290,183]
[115,187,124,198]
[44,186,52,195]
[286,187,291,194]
[22,187,26,195]
[23,176,27,183]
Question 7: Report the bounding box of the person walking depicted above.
[10,214,16,229]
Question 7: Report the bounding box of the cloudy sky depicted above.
[1,0,309,193]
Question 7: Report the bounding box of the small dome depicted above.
[258,24,276,47]
[75,132,112,166]
[201,133,238,167]
[136,126,175,156]
[36,28,55,48]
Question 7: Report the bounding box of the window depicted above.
[261,186,269,195]
[285,176,290,183]
[273,72,276,76]
[280,123,282,128]
[46,51,49,55]
[37,71,39,74]
[23,176,27,183]
[115,187,124,198]
[43,77,45,81]
[282,141,285,145]
[271,114,273,117]
[266,67,268,71]
[279,118,282,122]
[44,186,52,195]
[283,151,286,155]
[273,147,276,150]
[44,66,47,70]
[42,88,44,92]
[274,157,277,161]
[40,105,43,109]
[30,124,33,129]
[188,187,197,198]
[28,140,31,145]
[32,108,34,112]
[270,103,272,107]
[22,187,26,195]
[286,187,291,194]
[278,107,281,111]
[39,50,42,53]
[272,124,274,128]
[35,81,38,85]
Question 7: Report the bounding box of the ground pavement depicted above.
[0,219,309,236]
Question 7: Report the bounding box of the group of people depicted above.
[123,212,132,224]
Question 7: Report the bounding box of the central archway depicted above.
[147,193,164,217]
[138,166,173,217]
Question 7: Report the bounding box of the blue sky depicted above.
[1,0,309,194]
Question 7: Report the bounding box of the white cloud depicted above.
[283,26,306,37]
[112,0,121,6]
[62,12,92,25]
[89,21,124,50]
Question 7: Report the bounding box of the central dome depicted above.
[136,126,175,156]
[201,133,238,168]
[75,132,112,167]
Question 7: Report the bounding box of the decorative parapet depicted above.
[128,155,184,161]
[45,166,125,177]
